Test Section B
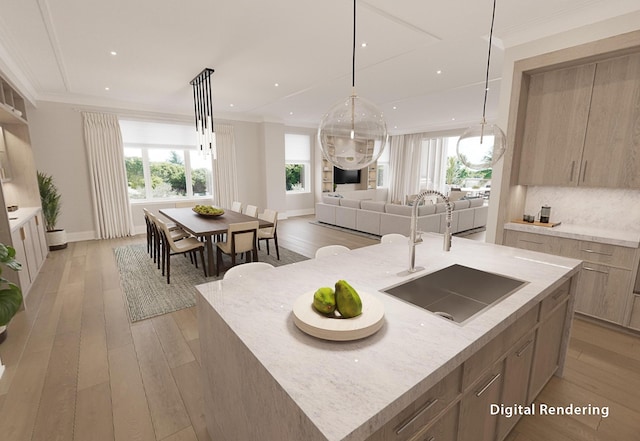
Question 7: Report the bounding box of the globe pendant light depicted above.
[318,0,388,171]
[456,0,506,170]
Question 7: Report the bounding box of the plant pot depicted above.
[45,229,68,251]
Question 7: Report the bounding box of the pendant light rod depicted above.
[351,0,356,89]
[481,0,498,122]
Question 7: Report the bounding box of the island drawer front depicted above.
[539,280,571,319]
[370,365,462,441]
[462,306,538,390]
[576,240,636,269]
[408,403,459,441]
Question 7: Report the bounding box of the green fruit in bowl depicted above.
[335,280,362,318]
[313,287,336,315]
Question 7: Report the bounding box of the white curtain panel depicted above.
[421,137,448,193]
[389,134,423,204]
[212,123,239,209]
[82,112,134,239]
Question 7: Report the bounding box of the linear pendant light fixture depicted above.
[456,0,506,170]
[190,68,216,157]
[318,0,387,171]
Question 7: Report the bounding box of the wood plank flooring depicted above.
[0,215,638,441]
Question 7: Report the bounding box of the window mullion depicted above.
[142,148,152,200]
[184,150,193,197]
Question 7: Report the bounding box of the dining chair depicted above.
[142,208,155,256]
[314,245,350,258]
[231,201,242,213]
[155,217,207,284]
[244,204,258,217]
[257,209,279,260]
[216,221,259,276]
[380,233,408,244]
[223,262,274,280]
[147,211,190,268]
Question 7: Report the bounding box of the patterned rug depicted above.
[114,243,309,322]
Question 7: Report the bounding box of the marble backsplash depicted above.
[524,186,640,232]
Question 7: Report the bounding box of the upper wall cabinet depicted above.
[581,53,640,188]
[518,64,595,186]
[518,52,640,189]
[0,76,28,125]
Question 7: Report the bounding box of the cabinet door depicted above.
[497,332,535,440]
[413,404,459,441]
[10,227,32,292]
[503,230,552,254]
[458,362,504,441]
[581,52,640,188]
[528,300,568,401]
[518,64,595,186]
[575,263,631,324]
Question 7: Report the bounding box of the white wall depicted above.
[26,101,319,239]
[488,12,640,242]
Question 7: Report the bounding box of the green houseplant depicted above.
[37,171,68,250]
[0,243,22,343]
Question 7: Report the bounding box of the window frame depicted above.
[284,133,312,194]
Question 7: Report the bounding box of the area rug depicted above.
[114,243,309,323]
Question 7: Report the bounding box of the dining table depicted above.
[159,207,274,276]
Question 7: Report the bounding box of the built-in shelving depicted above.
[0,76,27,124]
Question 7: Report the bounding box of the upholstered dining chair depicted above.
[257,209,279,260]
[314,245,350,258]
[223,262,274,280]
[145,209,190,267]
[231,201,242,212]
[381,233,408,244]
[155,218,207,284]
[244,204,258,217]
[216,221,259,276]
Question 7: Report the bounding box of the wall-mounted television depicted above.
[334,166,361,184]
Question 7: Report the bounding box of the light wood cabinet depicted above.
[629,295,640,331]
[458,361,505,441]
[9,214,46,293]
[528,297,569,402]
[518,51,640,188]
[581,53,640,188]
[575,263,632,324]
[321,158,333,193]
[518,64,595,186]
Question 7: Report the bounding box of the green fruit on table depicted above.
[335,279,362,318]
[313,287,336,315]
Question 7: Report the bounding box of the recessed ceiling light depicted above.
[361,42,367,48]
[451,118,456,121]
[105,87,110,91]
[436,70,442,74]
[229,103,234,107]
[110,51,117,56]
[394,125,398,129]
[289,111,294,115]
[275,83,279,87]
[392,106,397,110]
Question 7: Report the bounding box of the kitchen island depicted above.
[196,234,582,441]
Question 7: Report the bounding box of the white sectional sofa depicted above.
[315,192,488,237]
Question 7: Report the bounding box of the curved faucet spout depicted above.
[401,190,453,276]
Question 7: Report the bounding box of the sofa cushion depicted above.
[385,204,413,216]
[453,200,471,210]
[360,200,386,213]
[468,198,484,208]
[435,202,449,213]
[418,204,436,216]
[322,195,341,206]
[339,198,361,209]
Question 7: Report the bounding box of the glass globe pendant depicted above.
[318,0,387,170]
[456,117,506,170]
[318,89,387,170]
[456,0,506,170]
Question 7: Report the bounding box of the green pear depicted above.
[313,287,336,315]
[335,280,362,318]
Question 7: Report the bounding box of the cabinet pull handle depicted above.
[583,266,609,275]
[35,216,39,226]
[580,248,613,256]
[520,240,543,245]
[475,373,501,397]
[582,160,588,182]
[569,161,575,182]
[20,227,26,241]
[425,437,435,441]
[516,340,534,357]
[395,398,439,435]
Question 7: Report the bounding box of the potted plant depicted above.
[0,243,22,343]
[37,171,68,250]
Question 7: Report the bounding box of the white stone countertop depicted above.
[7,206,41,232]
[504,222,640,248]
[196,234,581,441]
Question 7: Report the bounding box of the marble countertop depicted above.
[7,206,41,232]
[196,234,581,441]
[504,222,640,248]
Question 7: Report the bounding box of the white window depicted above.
[120,119,213,201]
[376,141,390,188]
[285,133,311,193]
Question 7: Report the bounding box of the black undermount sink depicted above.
[382,264,527,324]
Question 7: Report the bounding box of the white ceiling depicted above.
[1,0,639,134]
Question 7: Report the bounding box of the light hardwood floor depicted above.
[0,215,638,441]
